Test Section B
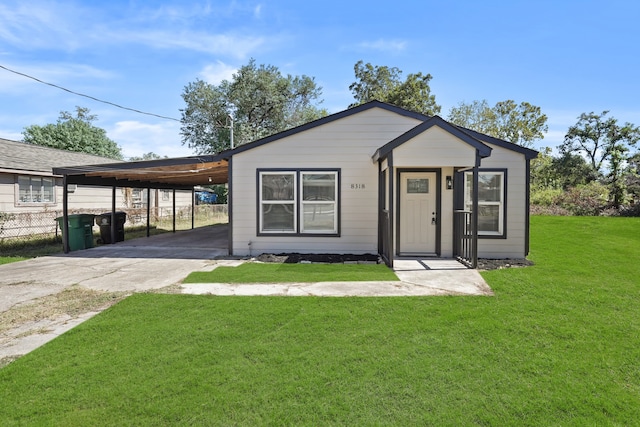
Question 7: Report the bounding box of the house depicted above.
[53,101,538,266]
[0,137,118,214]
[0,138,191,238]
[227,101,537,266]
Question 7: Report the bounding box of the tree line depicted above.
[20,59,640,214]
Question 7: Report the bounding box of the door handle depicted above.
[431,212,437,225]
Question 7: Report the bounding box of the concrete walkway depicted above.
[182,258,492,297]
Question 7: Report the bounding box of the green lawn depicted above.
[183,262,399,283]
[0,256,28,265]
[1,216,639,425]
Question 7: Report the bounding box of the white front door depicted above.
[399,172,437,255]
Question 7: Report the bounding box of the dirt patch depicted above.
[0,286,129,368]
[256,253,381,264]
[0,286,127,335]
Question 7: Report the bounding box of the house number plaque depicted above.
[350,184,366,189]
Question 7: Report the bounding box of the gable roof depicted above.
[372,115,493,162]
[217,100,429,159]
[219,100,537,162]
[0,137,118,174]
[48,100,538,190]
[453,126,539,160]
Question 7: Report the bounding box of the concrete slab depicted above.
[180,258,492,297]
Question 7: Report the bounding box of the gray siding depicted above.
[477,143,528,258]
[232,107,421,255]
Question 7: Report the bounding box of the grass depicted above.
[0,256,28,265]
[0,216,639,425]
[0,237,65,259]
[183,262,399,283]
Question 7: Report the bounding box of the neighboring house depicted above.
[227,101,538,265]
[0,138,119,213]
[53,101,538,266]
[0,138,191,237]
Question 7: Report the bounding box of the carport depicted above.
[53,154,231,254]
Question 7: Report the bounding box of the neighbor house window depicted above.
[258,170,340,235]
[17,176,55,205]
[464,170,506,237]
[162,190,171,201]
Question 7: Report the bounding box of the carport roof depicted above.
[52,154,229,189]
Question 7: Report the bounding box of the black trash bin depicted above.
[96,212,127,244]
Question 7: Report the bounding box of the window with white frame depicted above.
[301,172,338,233]
[260,172,296,233]
[464,170,506,237]
[258,170,339,235]
[17,176,55,205]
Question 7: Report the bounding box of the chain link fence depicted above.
[0,205,228,249]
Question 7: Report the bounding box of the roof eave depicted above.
[372,116,493,162]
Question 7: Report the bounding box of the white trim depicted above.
[15,174,57,207]
[259,171,297,233]
[464,171,505,236]
[300,171,338,234]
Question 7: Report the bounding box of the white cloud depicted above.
[0,2,87,51]
[115,30,265,59]
[0,2,268,59]
[254,4,263,18]
[357,39,408,53]
[0,128,23,141]
[199,61,237,84]
[0,62,115,94]
[108,120,192,159]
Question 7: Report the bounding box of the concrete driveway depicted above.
[0,225,229,312]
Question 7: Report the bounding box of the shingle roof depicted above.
[0,138,118,174]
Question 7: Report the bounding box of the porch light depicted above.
[446,175,453,190]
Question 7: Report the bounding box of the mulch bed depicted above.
[255,253,380,264]
[477,258,534,270]
[255,253,533,270]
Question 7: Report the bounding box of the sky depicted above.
[1,0,639,159]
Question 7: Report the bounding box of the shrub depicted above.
[530,204,570,216]
[619,204,640,217]
[554,182,609,216]
[531,188,563,207]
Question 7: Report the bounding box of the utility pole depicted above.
[228,114,234,149]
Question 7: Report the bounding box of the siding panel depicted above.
[232,107,420,255]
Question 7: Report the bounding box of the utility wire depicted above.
[0,64,180,122]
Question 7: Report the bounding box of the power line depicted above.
[0,64,180,122]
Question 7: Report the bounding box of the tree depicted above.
[551,152,598,190]
[180,59,327,154]
[560,111,640,208]
[560,111,640,173]
[22,106,122,159]
[448,99,548,147]
[530,147,557,190]
[626,152,640,204]
[348,61,441,116]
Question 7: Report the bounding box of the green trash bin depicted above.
[56,214,96,251]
